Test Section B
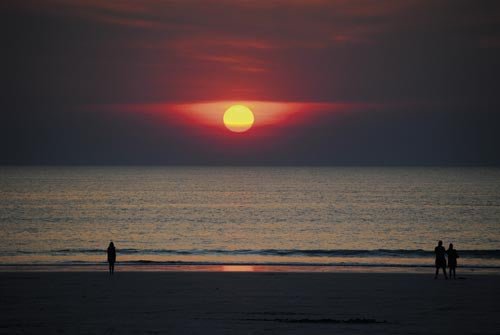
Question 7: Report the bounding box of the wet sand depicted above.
[1,272,499,334]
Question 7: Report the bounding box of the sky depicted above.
[2,0,500,165]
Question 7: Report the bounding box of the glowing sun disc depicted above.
[223,105,254,133]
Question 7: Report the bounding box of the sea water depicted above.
[1,167,499,271]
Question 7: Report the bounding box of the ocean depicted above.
[1,167,499,272]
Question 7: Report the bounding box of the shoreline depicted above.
[2,263,499,274]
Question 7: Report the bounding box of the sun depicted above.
[223,105,254,133]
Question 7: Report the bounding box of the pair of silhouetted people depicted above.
[107,241,116,275]
[434,240,459,279]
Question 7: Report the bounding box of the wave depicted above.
[9,248,500,259]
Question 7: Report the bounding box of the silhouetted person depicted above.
[107,241,116,275]
[447,243,459,279]
[434,240,448,279]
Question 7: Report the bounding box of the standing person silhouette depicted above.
[447,243,459,279]
[107,241,116,275]
[434,240,448,279]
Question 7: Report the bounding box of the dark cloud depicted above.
[2,100,498,165]
[1,0,500,164]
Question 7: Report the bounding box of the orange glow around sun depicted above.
[94,100,361,137]
[223,105,254,132]
[171,100,305,130]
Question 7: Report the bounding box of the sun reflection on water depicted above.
[221,265,255,272]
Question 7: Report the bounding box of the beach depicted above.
[1,271,499,334]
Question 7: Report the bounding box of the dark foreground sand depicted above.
[1,272,499,334]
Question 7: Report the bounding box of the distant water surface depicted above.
[1,167,499,271]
